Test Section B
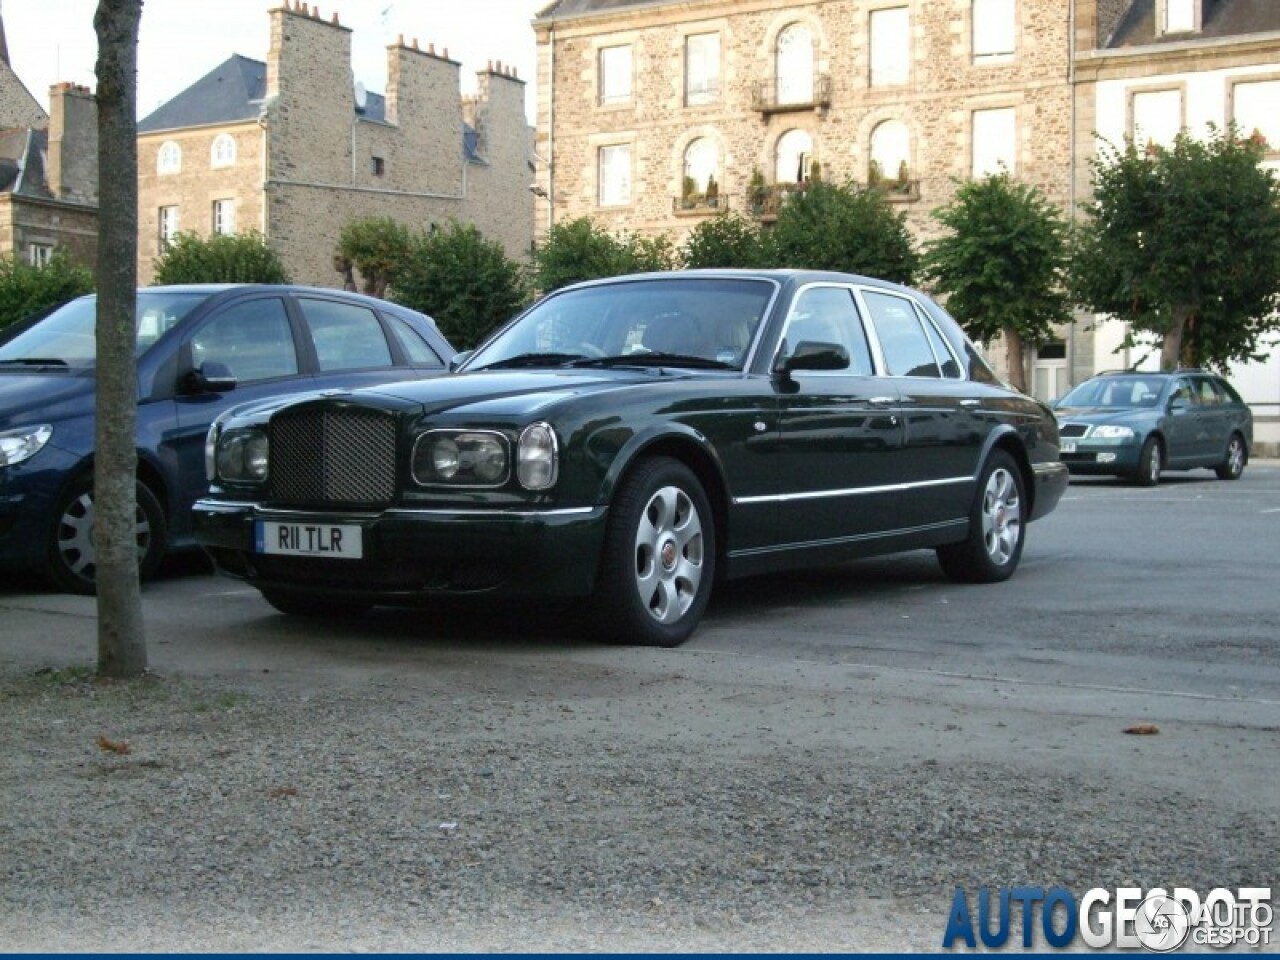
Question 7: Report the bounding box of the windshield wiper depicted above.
[475,352,590,370]
[0,358,69,367]
[568,353,736,370]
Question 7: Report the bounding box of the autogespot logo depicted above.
[942,886,1273,951]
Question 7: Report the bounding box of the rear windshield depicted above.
[0,292,209,368]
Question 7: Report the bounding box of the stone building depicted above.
[137,1,534,287]
[0,24,100,272]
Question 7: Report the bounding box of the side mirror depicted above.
[183,361,237,394]
[448,350,474,373]
[774,340,851,377]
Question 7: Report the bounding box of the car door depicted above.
[771,283,906,544]
[170,294,312,534]
[1190,375,1233,463]
[856,287,985,530]
[1162,377,1201,466]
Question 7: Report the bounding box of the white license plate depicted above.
[1061,441,1077,454]
[256,521,363,559]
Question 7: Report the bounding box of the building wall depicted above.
[535,0,1075,247]
[0,66,46,129]
[0,194,98,267]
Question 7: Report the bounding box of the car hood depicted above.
[0,370,94,428]
[1054,406,1149,425]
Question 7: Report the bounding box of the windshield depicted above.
[465,277,776,372]
[1057,375,1165,409]
[0,291,210,368]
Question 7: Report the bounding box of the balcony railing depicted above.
[750,74,832,114]
[745,182,808,220]
[673,194,730,216]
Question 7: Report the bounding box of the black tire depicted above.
[259,587,371,619]
[591,456,715,647]
[46,475,167,595]
[1133,436,1161,487]
[936,450,1026,584]
[1214,433,1247,481]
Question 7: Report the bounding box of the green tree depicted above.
[0,249,95,333]
[679,212,764,269]
[93,0,146,678]
[335,216,413,298]
[391,221,530,350]
[765,178,918,284]
[531,217,674,293]
[1072,127,1280,370]
[922,173,1071,394]
[153,231,289,285]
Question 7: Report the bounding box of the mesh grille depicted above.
[1059,423,1089,438]
[270,407,397,505]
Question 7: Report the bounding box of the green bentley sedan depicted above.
[193,270,1068,646]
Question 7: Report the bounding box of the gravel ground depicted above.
[2,655,1276,953]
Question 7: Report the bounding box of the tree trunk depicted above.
[94,0,146,678]
[1160,305,1192,371]
[1003,326,1028,394]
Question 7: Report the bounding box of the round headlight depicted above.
[431,437,460,479]
[216,430,270,482]
[468,435,507,483]
[245,434,270,480]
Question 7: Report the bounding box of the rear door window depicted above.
[860,289,940,377]
[386,314,444,366]
[300,298,394,371]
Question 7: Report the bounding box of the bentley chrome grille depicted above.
[269,407,397,504]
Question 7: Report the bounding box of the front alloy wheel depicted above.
[936,450,1026,584]
[47,476,168,595]
[593,456,715,647]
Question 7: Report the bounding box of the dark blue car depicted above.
[0,284,454,593]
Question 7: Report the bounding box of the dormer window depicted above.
[157,141,181,175]
[1162,0,1198,34]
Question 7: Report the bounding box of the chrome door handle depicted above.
[868,396,896,406]
[960,399,981,408]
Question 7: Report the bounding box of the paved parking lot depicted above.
[2,463,1277,950]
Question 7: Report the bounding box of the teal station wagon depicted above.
[194,270,1068,646]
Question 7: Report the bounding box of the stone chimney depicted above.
[47,82,98,204]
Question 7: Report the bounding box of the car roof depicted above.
[560,268,919,295]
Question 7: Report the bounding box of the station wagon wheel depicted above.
[594,456,715,647]
[1214,433,1247,481]
[1134,436,1162,487]
[936,450,1025,584]
[46,475,168,595]
[259,587,372,619]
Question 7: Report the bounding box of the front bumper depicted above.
[193,498,610,602]
[1030,460,1070,521]
[1060,440,1142,476]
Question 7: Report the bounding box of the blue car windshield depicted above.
[1058,376,1164,409]
[0,292,209,368]
[466,277,777,372]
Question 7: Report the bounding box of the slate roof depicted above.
[535,0,662,21]
[1108,0,1280,47]
[0,127,50,199]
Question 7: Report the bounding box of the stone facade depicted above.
[137,1,534,287]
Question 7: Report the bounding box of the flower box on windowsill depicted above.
[870,179,921,203]
[673,195,728,216]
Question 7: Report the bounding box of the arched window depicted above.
[775,23,814,105]
[775,129,813,184]
[870,120,911,183]
[683,138,718,193]
[211,134,236,168]
[157,141,181,175]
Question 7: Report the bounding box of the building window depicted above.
[1131,89,1182,148]
[599,45,632,106]
[1164,0,1196,33]
[28,244,53,268]
[682,138,719,201]
[972,107,1015,177]
[598,144,632,206]
[371,156,385,177]
[157,141,181,175]
[973,0,1015,61]
[870,8,910,87]
[158,206,180,248]
[685,33,720,106]
[1232,80,1280,153]
[210,134,236,168]
[776,23,814,105]
[775,129,813,184]
[212,199,236,235]
[870,119,911,183]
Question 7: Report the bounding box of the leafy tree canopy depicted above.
[1072,127,1280,370]
[531,217,675,294]
[153,231,290,285]
[392,221,530,350]
[0,249,95,333]
[335,217,412,298]
[679,212,765,269]
[765,179,919,285]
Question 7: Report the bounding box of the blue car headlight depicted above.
[0,424,53,467]
[1091,425,1135,439]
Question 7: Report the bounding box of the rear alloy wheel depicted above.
[259,588,371,619]
[593,456,715,647]
[47,476,168,595]
[1214,433,1247,481]
[936,450,1026,584]
[1133,436,1162,487]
